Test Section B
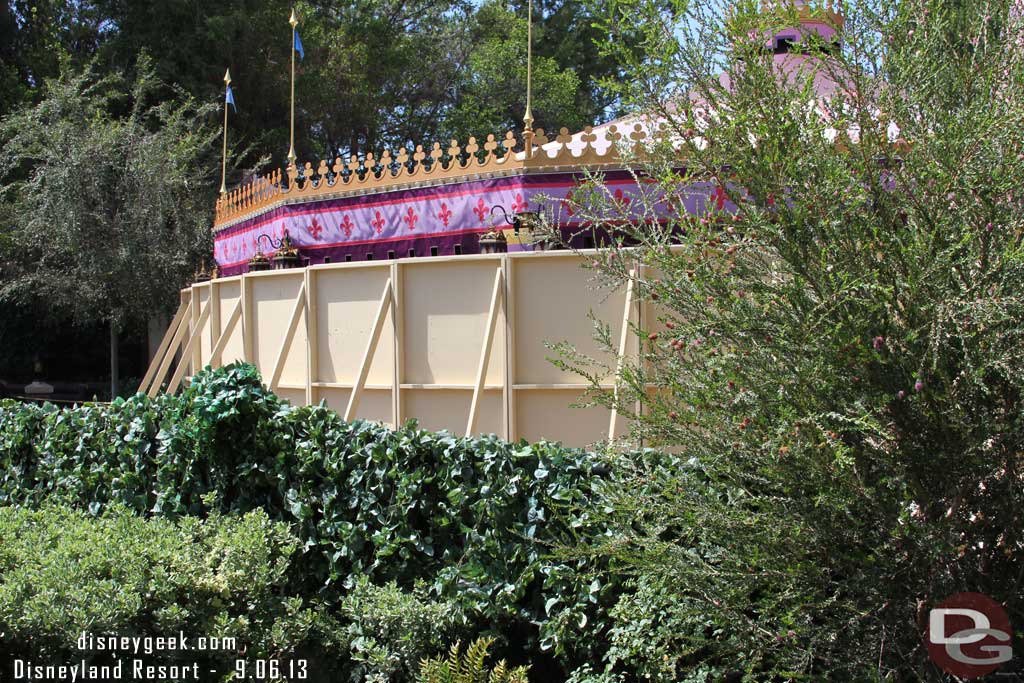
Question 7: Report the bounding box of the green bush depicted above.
[417,638,529,683]
[337,577,467,683]
[548,0,1024,677]
[0,362,615,670]
[0,504,339,677]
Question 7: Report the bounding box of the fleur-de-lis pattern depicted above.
[563,190,576,217]
[437,202,452,227]
[213,176,717,275]
[711,185,727,211]
[403,206,419,231]
[372,211,385,234]
[473,197,488,223]
[308,217,324,240]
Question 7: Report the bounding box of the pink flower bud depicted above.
[914,380,924,392]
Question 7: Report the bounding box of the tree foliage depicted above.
[548,0,1024,679]
[0,57,217,331]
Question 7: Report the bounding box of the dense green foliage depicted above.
[0,363,615,674]
[0,58,221,394]
[541,0,1024,679]
[0,0,628,160]
[0,504,332,677]
[418,638,529,683]
[337,578,467,683]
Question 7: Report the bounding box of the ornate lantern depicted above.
[270,232,302,269]
[251,230,301,270]
[248,249,271,272]
[478,229,507,254]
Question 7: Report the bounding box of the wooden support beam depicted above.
[608,268,637,440]
[165,301,212,396]
[344,278,393,422]
[138,300,188,395]
[390,262,402,428]
[209,300,243,368]
[268,282,307,392]
[190,286,203,376]
[146,300,195,398]
[305,269,317,406]
[466,268,504,436]
[209,282,221,362]
[503,255,516,441]
[241,275,252,363]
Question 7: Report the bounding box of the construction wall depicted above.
[160,251,652,448]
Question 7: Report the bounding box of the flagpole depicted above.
[523,0,534,159]
[221,68,231,196]
[287,8,298,167]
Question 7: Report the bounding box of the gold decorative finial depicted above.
[289,8,298,28]
[220,67,232,196]
[523,0,535,159]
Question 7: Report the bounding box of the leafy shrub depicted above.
[0,362,615,671]
[417,638,528,683]
[337,578,466,683]
[548,0,1024,677]
[0,504,341,674]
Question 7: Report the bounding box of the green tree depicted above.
[0,58,219,397]
[551,0,1024,679]
[441,0,585,141]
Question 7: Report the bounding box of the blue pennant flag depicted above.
[225,84,237,113]
[294,29,305,60]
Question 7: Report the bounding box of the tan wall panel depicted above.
[511,255,626,385]
[319,387,393,426]
[401,260,505,386]
[316,267,394,385]
[403,389,503,437]
[197,286,212,365]
[515,388,624,449]
[172,252,656,446]
[250,273,308,384]
[216,281,245,365]
[276,387,306,406]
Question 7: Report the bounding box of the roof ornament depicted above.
[220,68,232,196]
[523,0,535,160]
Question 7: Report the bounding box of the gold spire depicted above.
[287,8,299,167]
[523,0,535,159]
[220,68,232,196]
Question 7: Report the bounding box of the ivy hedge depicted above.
[0,363,617,667]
